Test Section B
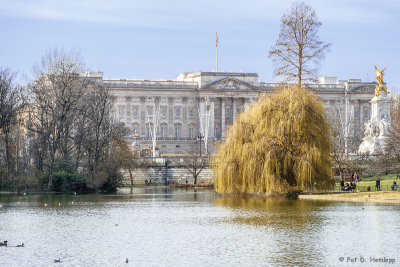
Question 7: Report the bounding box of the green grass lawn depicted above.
[334,174,400,192]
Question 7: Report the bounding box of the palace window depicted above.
[175,128,181,138]
[174,124,182,138]
[147,107,153,116]
[354,110,359,120]
[132,107,139,117]
[118,106,125,116]
[363,108,369,119]
[161,124,167,138]
[189,108,194,117]
[161,107,167,117]
[175,107,181,117]
[189,127,194,139]
[146,124,153,138]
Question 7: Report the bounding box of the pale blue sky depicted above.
[1,0,399,89]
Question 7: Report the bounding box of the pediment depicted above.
[350,84,376,93]
[201,77,259,90]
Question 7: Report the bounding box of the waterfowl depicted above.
[125,258,128,263]
[0,241,8,246]
[54,258,61,263]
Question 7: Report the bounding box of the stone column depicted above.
[168,97,174,137]
[359,101,364,129]
[139,96,146,137]
[154,97,160,137]
[244,98,250,111]
[232,98,237,122]
[125,96,131,124]
[210,98,215,138]
[221,97,226,138]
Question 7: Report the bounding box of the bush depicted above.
[41,171,87,193]
[98,166,123,193]
[54,158,76,173]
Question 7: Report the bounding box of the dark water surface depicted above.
[1,188,399,266]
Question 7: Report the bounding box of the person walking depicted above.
[340,179,345,191]
[355,172,359,183]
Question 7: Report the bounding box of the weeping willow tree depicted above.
[213,85,333,194]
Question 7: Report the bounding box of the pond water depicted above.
[1,188,399,266]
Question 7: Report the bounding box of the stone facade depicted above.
[86,71,376,155]
[121,166,213,186]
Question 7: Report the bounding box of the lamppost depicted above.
[197,134,203,158]
[133,129,140,157]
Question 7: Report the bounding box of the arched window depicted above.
[174,123,182,139]
[146,123,153,138]
[188,124,196,139]
[160,123,168,138]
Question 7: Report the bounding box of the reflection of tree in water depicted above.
[215,196,331,229]
[215,196,332,265]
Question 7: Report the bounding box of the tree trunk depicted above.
[48,140,57,191]
[298,47,302,87]
[128,167,133,188]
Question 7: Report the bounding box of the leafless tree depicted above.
[326,103,363,180]
[79,83,114,184]
[28,49,88,190]
[269,1,331,86]
[181,144,207,185]
[386,95,400,172]
[0,68,25,187]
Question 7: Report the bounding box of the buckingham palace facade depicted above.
[86,71,376,156]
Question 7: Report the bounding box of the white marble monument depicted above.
[358,67,392,155]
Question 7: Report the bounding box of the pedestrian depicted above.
[376,178,381,191]
[186,177,188,184]
[391,180,397,190]
[351,173,354,182]
[340,179,345,191]
[355,172,359,183]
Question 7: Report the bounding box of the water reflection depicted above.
[0,189,399,266]
[215,196,330,228]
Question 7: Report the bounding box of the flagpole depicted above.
[216,32,218,72]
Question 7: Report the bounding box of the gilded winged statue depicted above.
[374,66,388,97]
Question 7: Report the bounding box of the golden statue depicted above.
[374,66,388,97]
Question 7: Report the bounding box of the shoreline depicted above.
[299,191,400,204]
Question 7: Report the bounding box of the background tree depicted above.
[0,68,26,189]
[326,104,363,181]
[385,95,400,172]
[181,144,207,185]
[28,49,87,190]
[79,83,114,186]
[269,1,331,86]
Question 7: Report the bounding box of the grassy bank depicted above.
[334,174,400,192]
[299,191,400,204]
